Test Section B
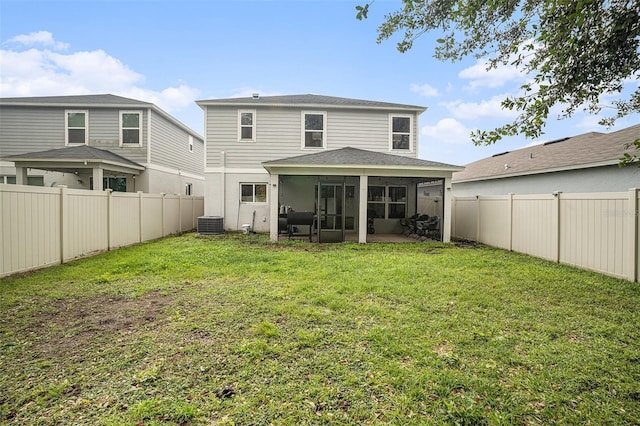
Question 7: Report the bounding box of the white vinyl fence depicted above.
[0,184,204,277]
[452,189,640,283]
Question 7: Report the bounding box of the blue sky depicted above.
[1,0,638,166]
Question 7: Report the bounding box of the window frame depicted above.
[189,135,194,153]
[389,114,413,152]
[238,109,256,142]
[367,184,408,219]
[119,110,143,146]
[301,111,327,150]
[65,110,89,146]
[240,183,268,204]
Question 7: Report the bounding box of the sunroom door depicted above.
[317,183,344,243]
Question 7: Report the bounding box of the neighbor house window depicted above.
[238,110,255,141]
[302,111,326,149]
[185,183,193,195]
[390,114,412,151]
[189,135,194,152]
[241,183,267,203]
[66,110,88,145]
[367,185,407,219]
[120,111,142,145]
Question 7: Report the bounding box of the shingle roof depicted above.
[263,147,462,170]
[0,94,151,107]
[453,124,640,182]
[197,94,426,112]
[5,145,144,168]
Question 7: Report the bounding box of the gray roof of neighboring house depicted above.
[263,147,462,170]
[5,145,144,169]
[0,94,203,139]
[453,124,640,183]
[197,94,427,112]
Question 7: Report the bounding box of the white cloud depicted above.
[459,60,525,90]
[0,32,200,114]
[6,31,69,50]
[410,83,439,97]
[442,94,519,120]
[421,118,472,145]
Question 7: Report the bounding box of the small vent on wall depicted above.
[197,216,224,235]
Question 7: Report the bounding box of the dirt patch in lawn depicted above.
[27,291,174,357]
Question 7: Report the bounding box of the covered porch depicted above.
[263,147,463,244]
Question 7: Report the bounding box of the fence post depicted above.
[508,193,514,251]
[553,191,561,263]
[476,195,481,243]
[59,186,68,263]
[626,188,638,282]
[107,189,113,250]
[138,191,144,243]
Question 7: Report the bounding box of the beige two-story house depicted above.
[197,94,462,243]
[0,94,204,195]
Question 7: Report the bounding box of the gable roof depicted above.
[5,145,144,170]
[197,94,426,112]
[453,124,640,183]
[263,147,462,171]
[0,94,203,139]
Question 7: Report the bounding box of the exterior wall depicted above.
[452,190,640,282]
[0,184,204,277]
[452,164,640,196]
[149,110,204,175]
[138,167,204,196]
[205,106,420,168]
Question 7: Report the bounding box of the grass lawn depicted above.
[1,233,639,425]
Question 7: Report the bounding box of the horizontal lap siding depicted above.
[205,106,419,169]
[512,195,556,261]
[89,109,148,165]
[0,107,65,154]
[150,112,203,174]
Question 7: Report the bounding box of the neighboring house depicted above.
[196,94,463,243]
[0,94,204,195]
[452,124,640,196]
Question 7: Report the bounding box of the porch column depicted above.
[15,166,28,185]
[269,173,279,242]
[93,167,103,191]
[358,174,368,243]
[443,176,452,242]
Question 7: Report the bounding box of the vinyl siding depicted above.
[0,105,148,165]
[205,106,420,168]
[0,106,65,155]
[150,111,204,175]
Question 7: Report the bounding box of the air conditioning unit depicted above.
[197,216,224,235]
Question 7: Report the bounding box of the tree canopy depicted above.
[357,0,640,161]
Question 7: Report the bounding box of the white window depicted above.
[120,111,142,146]
[189,135,194,152]
[367,185,407,219]
[240,183,267,203]
[389,114,412,151]
[65,110,88,145]
[238,110,256,141]
[302,111,326,149]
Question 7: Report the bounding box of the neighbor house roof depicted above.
[453,124,640,183]
[263,147,462,172]
[0,94,203,139]
[5,145,145,171]
[197,94,427,112]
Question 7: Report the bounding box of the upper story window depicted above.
[302,111,326,149]
[390,114,412,151]
[238,110,256,141]
[120,111,142,146]
[66,110,88,145]
[189,135,194,152]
